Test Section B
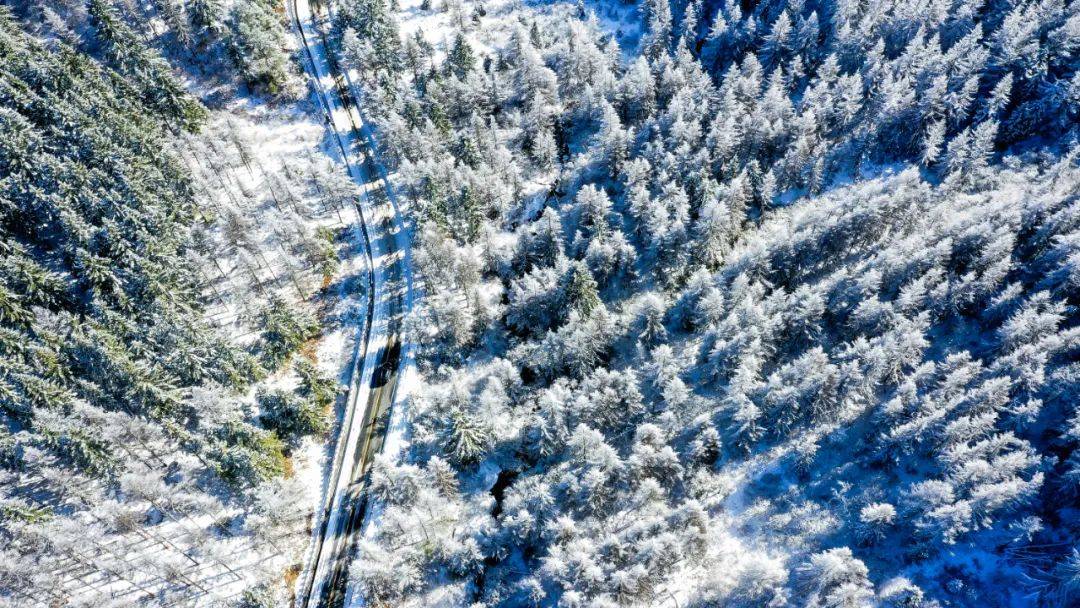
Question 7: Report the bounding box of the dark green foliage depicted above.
[444,408,492,466]
[257,387,328,446]
[87,0,207,132]
[236,583,278,608]
[0,10,249,477]
[512,207,564,274]
[564,262,600,317]
[295,359,338,409]
[0,502,51,525]
[309,226,342,284]
[189,0,226,37]
[37,425,115,476]
[209,343,267,391]
[256,296,320,369]
[455,134,481,168]
[336,0,402,76]
[227,0,295,96]
[446,32,475,79]
[0,429,23,470]
[429,101,452,135]
[457,184,483,243]
[209,419,288,486]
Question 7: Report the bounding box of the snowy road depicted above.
[289,0,414,606]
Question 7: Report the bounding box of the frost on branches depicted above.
[340,0,1080,606]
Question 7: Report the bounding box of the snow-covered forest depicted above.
[1,0,369,605]
[2,0,1079,606]
[336,0,1080,606]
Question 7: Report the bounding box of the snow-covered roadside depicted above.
[176,32,382,602]
[288,215,373,606]
[323,0,421,561]
[287,0,420,604]
[42,99,366,606]
[340,61,418,484]
[192,107,372,604]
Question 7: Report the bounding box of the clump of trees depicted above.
[20,0,300,99]
[257,296,320,369]
[257,388,328,447]
[0,4,227,475]
[257,360,336,447]
[227,0,297,96]
[209,418,289,485]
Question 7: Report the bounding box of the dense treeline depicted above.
[341,0,1080,606]
[0,3,346,604]
[17,0,298,98]
[0,6,258,477]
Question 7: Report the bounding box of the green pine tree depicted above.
[565,262,601,317]
[447,32,475,79]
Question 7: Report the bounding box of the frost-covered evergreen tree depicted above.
[337,0,402,76]
[227,0,295,96]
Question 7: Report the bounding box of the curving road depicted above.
[289,0,413,606]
